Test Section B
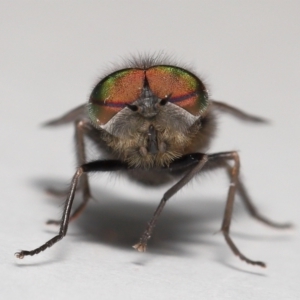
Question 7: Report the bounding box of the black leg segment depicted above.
[15,160,128,259]
[133,151,290,267]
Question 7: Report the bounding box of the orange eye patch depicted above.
[88,65,208,126]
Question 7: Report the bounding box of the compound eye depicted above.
[88,69,144,126]
[146,66,209,116]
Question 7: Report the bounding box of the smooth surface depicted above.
[1,1,299,299]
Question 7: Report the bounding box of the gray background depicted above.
[1,1,299,299]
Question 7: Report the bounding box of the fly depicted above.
[15,55,291,267]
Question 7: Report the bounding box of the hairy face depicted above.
[86,63,212,168]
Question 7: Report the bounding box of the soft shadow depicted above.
[217,260,267,277]
[213,243,267,276]
[32,177,225,257]
[14,259,62,268]
[230,231,293,241]
[30,177,289,271]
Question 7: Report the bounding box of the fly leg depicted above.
[44,104,86,198]
[209,151,266,267]
[15,159,128,259]
[134,151,278,267]
[133,153,208,252]
[208,156,292,229]
[207,152,291,266]
[47,120,93,225]
[237,179,292,229]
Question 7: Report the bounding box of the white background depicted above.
[1,1,299,299]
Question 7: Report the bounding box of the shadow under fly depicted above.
[15,54,292,267]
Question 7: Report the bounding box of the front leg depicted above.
[133,151,275,268]
[133,153,208,251]
[15,160,128,259]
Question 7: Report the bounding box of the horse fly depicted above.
[15,55,291,267]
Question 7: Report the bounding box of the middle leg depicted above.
[47,119,93,225]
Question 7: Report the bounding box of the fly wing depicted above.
[211,100,269,124]
[43,104,87,126]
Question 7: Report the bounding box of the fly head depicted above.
[87,65,212,168]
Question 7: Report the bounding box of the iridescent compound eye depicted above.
[88,65,209,126]
[146,66,208,116]
[88,69,145,126]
